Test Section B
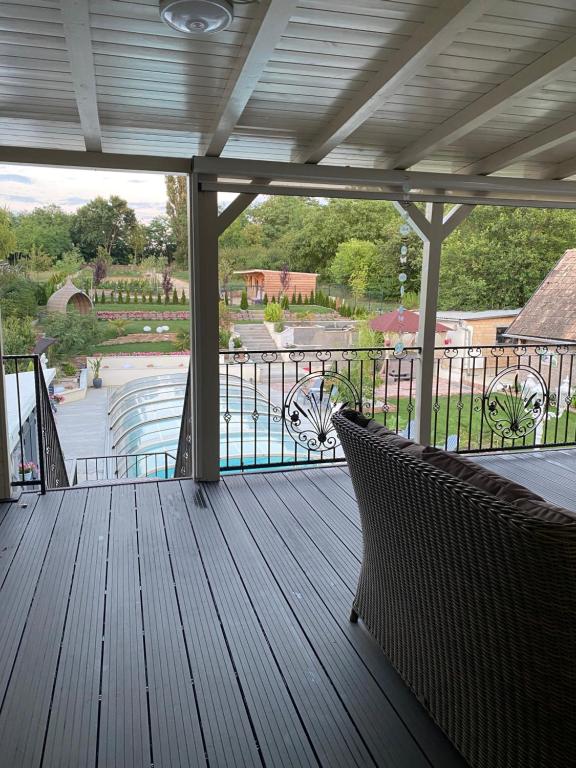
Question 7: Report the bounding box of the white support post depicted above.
[0,313,14,500]
[189,174,220,481]
[415,202,444,445]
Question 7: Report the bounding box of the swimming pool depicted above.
[108,373,309,477]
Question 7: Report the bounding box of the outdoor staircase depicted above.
[234,323,276,351]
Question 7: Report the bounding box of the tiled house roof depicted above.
[505,249,576,343]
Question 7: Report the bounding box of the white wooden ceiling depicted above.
[4,0,576,179]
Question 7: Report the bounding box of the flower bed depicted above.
[97,311,190,320]
[99,351,189,358]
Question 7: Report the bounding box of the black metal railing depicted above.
[5,354,69,493]
[219,346,419,471]
[431,344,576,452]
[74,452,176,484]
[174,372,192,478]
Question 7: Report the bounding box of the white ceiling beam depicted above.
[542,155,576,181]
[193,156,576,197]
[206,0,299,157]
[392,32,576,170]
[459,115,576,176]
[298,0,495,165]
[60,0,102,152]
[0,146,189,173]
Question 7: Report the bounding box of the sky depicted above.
[0,164,175,222]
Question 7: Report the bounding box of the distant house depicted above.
[233,269,319,302]
[505,248,576,343]
[437,309,520,347]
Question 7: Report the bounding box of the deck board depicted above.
[0,489,87,766]
[0,465,477,767]
[43,486,111,768]
[473,450,576,511]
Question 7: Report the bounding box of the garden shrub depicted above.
[264,302,283,323]
[240,289,248,310]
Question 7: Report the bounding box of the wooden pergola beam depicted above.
[60,0,102,152]
[459,115,576,176]
[206,0,298,157]
[392,31,576,171]
[298,0,494,164]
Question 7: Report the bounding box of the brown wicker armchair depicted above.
[333,409,576,768]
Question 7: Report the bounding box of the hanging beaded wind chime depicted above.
[396,213,411,355]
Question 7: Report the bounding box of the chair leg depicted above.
[349,608,358,623]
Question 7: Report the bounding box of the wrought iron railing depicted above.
[219,346,419,471]
[431,344,576,452]
[174,372,192,478]
[5,354,69,493]
[74,451,176,484]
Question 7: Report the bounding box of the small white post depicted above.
[0,312,15,499]
[189,173,220,481]
[415,202,444,445]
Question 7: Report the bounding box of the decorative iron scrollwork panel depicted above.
[483,365,548,440]
[283,372,361,452]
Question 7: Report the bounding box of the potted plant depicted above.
[90,357,103,388]
[19,461,36,482]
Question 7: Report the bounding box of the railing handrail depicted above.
[4,353,69,492]
[219,345,422,356]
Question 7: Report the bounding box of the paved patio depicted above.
[55,387,110,460]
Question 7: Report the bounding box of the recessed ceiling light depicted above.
[159,0,234,34]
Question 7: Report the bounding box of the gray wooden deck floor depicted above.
[473,448,576,511]
[0,468,465,768]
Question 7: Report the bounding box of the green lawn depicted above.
[95,302,189,312]
[96,341,178,354]
[288,304,334,314]
[371,394,576,450]
[121,319,190,334]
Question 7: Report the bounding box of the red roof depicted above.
[369,309,449,334]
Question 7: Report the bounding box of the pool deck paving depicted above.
[55,386,111,460]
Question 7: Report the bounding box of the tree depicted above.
[218,248,238,296]
[26,245,53,272]
[0,275,38,318]
[144,216,176,261]
[165,176,188,266]
[240,289,248,310]
[14,205,73,258]
[2,315,35,355]
[71,195,137,262]
[161,267,173,300]
[57,246,83,274]
[42,309,105,358]
[128,222,147,263]
[440,206,576,310]
[93,258,107,287]
[0,208,16,260]
[279,262,290,298]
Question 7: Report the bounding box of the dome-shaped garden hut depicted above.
[46,277,93,315]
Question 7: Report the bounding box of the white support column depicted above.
[0,314,14,500]
[189,174,220,481]
[415,202,444,445]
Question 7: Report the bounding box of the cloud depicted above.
[0,173,32,184]
[0,164,237,222]
[7,194,38,204]
[64,196,89,205]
